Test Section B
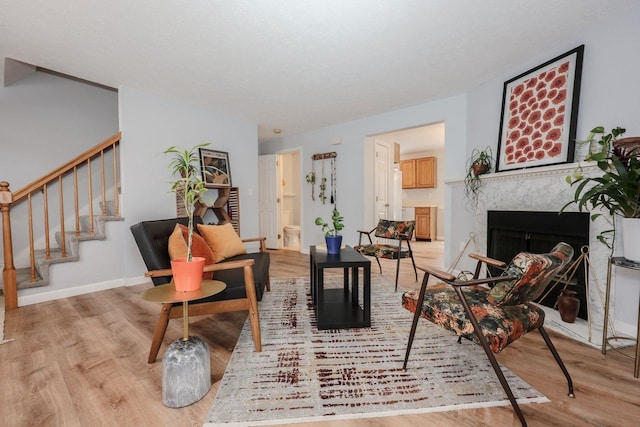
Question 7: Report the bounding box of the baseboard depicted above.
[18,277,135,306]
[125,275,150,287]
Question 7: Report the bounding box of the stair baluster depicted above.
[0,132,122,310]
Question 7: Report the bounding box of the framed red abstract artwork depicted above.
[496,45,584,172]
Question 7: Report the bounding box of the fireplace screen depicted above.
[487,210,589,319]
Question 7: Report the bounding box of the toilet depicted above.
[282,211,300,248]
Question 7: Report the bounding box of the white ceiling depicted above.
[2,1,638,142]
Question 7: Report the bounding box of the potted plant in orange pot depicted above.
[164,143,211,291]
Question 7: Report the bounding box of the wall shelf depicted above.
[177,187,240,234]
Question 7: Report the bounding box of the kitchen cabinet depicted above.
[400,157,436,189]
[400,160,415,189]
[415,207,436,241]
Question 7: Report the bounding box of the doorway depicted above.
[366,122,446,241]
[280,150,301,251]
[259,150,302,250]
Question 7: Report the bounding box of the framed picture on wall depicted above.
[496,45,584,172]
[199,148,232,187]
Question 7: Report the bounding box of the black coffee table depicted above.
[310,245,371,330]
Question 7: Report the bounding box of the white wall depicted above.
[6,5,640,328]
[118,87,260,283]
[260,94,466,266]
[0,70,121,303]
[9,83,260,304]
[0,71,119,189]
[261,6,640,332]
[458,8,640,332]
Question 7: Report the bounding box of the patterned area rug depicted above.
[205,277,547,426]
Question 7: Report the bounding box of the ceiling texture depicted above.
[1,0,638,142]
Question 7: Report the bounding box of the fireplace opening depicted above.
[487,210,590,320]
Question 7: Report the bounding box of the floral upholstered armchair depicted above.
[354,219,418,291]
[402,242,575,427]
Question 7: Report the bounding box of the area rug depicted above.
[205,277,547,426]
[0,295,13,345]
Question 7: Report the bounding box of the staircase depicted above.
[15,201,123,290]
[1,132,123,307]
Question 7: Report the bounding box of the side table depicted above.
[142,279,226,407]
[310,245,371,330]
[601,257,640,378]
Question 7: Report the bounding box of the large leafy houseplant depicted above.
[561,126,640,253]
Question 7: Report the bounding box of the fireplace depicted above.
[487,210,590,319]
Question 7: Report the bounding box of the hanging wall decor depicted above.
[305,169,316,201]
[199,148,232,187]
[496,45,584,172]
[311,152,337,206]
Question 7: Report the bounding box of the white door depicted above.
[258,155,281,249]
[375,141,391,220]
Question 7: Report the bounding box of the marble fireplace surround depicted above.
[471,162,610,347]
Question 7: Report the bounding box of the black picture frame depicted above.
[496,45,584,172]
[199,148,232,187]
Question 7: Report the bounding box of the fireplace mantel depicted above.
[447,161,598,185]
[450,160,609,347]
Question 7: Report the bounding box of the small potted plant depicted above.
[315,209,344,254]
[464,146,494,211]
[164,143,212,291]
[561,126,640,261]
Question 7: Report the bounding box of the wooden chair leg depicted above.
[538,326,575,398]
[148,303,172,364]
[374,255,382,274]
[265,272,271,292]
[243,264,262,352]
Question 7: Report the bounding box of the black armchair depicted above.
[130,217,270,363]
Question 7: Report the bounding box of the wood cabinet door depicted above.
[415,157,436,188]
[415,208,430,240]
[400,160,415,188]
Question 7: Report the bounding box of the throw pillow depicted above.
[197,223,247,262]
[167,223,215,279]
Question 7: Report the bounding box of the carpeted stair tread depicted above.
[13,212,124,290]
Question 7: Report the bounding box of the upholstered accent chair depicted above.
[130,217,270,363]
[354,219,418,291]
[402,243,575,427]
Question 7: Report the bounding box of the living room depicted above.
[2,1,640,426]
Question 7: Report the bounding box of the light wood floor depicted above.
[1,241,639,426]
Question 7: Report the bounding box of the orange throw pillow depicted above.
[197,223,247,262]
[168,223,215,279]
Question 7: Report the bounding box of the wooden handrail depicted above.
[1,132,122,310]
[12,132,121,204]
